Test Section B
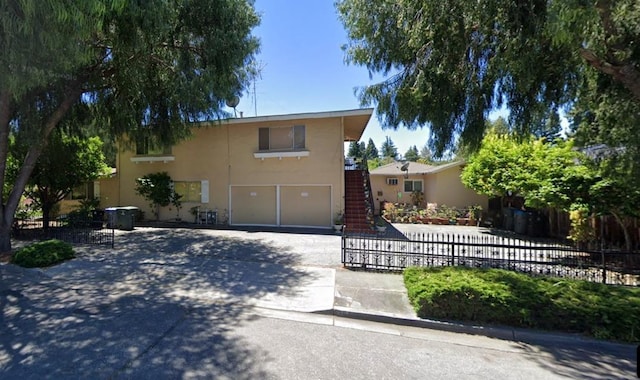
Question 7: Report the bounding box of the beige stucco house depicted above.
[98,108,373,228]
[369,161,488,215]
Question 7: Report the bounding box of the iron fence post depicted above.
[341,231,345,265]
[449,235,455,266]
[601,250,606,284]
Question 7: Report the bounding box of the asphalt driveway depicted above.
[1,226,636,379]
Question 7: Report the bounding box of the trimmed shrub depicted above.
[11,239,75,268]
[404,266,640,342]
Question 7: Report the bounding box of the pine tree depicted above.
[365,138,379,159]
[381,136,398,160]
[404,145,420,162]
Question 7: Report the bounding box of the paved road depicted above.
[1,227,636,379]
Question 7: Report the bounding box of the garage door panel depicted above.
[231,186,277,225]
[280,186,331,227]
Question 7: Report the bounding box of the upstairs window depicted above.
[258,125,305,151]
[136,137,172,156]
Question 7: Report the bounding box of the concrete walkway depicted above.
[1,226,637,378]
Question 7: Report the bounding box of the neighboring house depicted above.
[369,161,488,215]
[99,108,373,228]
[57,167,118,215]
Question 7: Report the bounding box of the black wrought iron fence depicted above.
[342,232,640,286]
[13,214,115,248]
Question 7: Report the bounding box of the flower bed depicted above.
[381,202,482,226]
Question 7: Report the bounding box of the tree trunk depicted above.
[42,202,51,230]
[0,214,12,253]
[611,211,633,251]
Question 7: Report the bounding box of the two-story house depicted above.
[98,108,373,228]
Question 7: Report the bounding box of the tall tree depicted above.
[365,138,379,159]
[418,144,433,164]
[347,141,365,159]
[0,0,260,251]
[404,145,419,162]
[337,0,640,157]
[381,136,398,159]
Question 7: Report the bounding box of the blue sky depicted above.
[225,0,432,156]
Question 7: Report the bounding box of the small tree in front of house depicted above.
[135,172,175,221]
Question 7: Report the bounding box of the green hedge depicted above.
[11,239,75,268]
[404,266,640,342]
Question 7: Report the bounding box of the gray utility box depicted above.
[105,206,138,231]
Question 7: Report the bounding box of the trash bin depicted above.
[116,206,138,231]
[514,209,528,234]
[105,206,138,230]
[91,209,105,228]
[105,207,118,228]
[502,207,515,231]
[527,211,546,237]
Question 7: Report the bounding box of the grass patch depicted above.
[404,266,640,343]
[11,239,75,268]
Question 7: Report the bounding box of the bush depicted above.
[11,239,75,268]
[404,266,640,342]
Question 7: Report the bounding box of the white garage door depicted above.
[230,185,331,227]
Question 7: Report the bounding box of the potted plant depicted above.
[468,204,483,226]
[375,218,387,232]
[170,191,183,221]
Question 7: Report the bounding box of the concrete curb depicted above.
[324,307,636,350]
[326,307,515,341]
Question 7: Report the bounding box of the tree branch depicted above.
[594,0,627,60]
[580,48,640,101]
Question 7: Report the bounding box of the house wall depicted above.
[98,177,120,208]
[59,200,81,215]
[110,116,346,226]
[426,166,488,210]
[370,174,424,214]
[370,164,488,214]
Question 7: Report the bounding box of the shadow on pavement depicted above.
[512,334,637,378]
[0,228,314,378]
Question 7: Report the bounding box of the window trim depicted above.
[173,181,202,203]
[386,178,398,186]
[257,125,306,152]
[253,150,310,160]
[403,179,423,192]
[130,156,175,163]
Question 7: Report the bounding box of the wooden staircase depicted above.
[344,169,374,233]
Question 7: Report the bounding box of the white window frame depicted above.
[404,179,423,192]
[386,178,398,186]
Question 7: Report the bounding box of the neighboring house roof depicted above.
[369,160,464,176]
[219,108,374,142]
[580,144,625,160]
